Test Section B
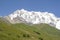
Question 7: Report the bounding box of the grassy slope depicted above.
[0,18,60,40]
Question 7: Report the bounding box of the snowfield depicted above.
[5,9,60,30]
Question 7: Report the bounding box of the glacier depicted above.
[5,9,60,30]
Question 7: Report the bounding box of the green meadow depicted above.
[0,18,60,40]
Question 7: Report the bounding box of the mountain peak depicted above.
[5,9,60,30]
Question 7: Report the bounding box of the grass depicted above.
[0,18,60,40]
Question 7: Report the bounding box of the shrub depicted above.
[34,31,41,35]
[23,34,30,38]
[39,37,43,40]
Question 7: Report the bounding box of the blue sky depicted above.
[0,0,60,17]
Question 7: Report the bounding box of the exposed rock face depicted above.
[5,9,60,30]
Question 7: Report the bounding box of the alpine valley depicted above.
[0,9,60,40]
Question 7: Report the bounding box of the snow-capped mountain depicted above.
[5,9,60,30]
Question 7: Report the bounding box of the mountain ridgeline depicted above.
[0,9,60,40]
[5,9,60,30]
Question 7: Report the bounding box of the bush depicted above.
[34,31,41,35]
[39,37,43,40]
[23,34,30,38]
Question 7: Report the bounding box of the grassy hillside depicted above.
[0,18,60,40]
